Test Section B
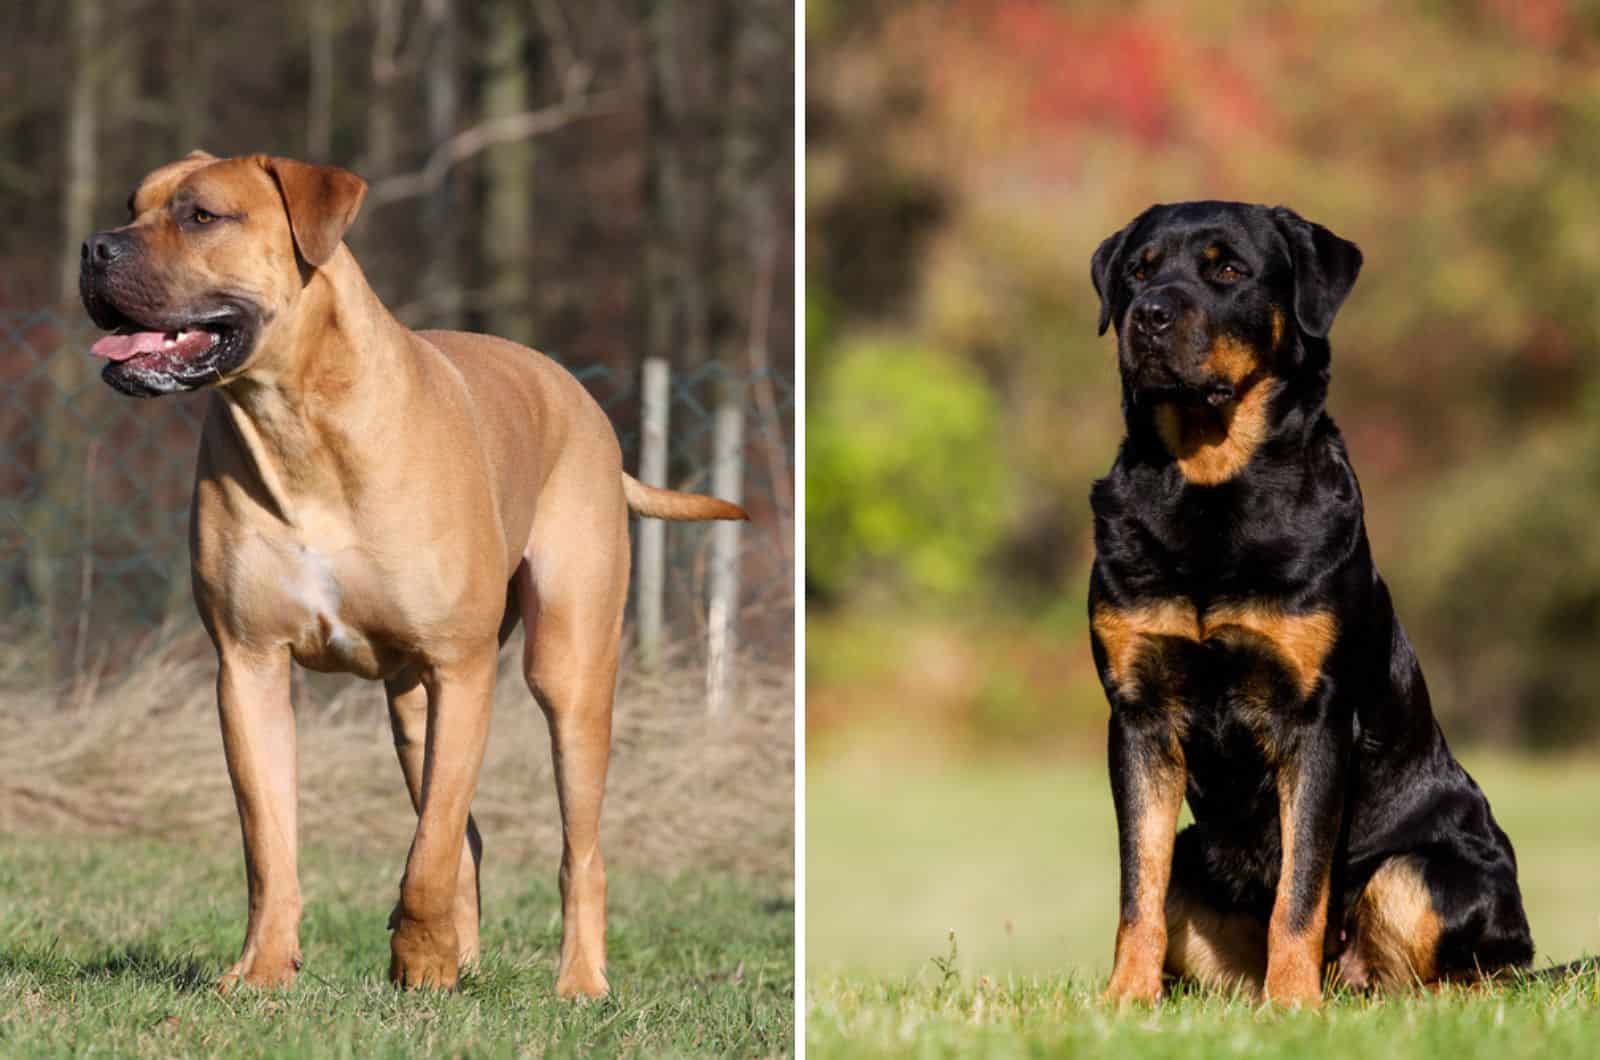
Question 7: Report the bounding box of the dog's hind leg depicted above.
[384,667,485,967]
[1162,825,1268,997]
[1337,850,1532,990]
[1165,886,1267,997]
[517,472,629,1000]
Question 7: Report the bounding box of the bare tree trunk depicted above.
[645,0,710,373]
[365,0,401,177]
[422,0,461,328]
[61,0,98,303]
[481,0,535,346]
[33,0,102,681]
[174,0,209,152]
[307,0,335,159]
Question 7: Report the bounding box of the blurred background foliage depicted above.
[807,0,1600,754]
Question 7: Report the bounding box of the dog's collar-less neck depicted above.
[216,252,415,527]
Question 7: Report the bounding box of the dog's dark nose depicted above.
[82,232,129,268]
[1131,294,1176,336]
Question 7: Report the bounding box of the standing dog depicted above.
[79,151,746,996]
[1087,202,1532,1007]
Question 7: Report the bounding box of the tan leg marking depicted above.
[1264,773,1330,1007]
[1104,745,1187,1005]
[1153,378,1280,486]
[1338,856,1442,989]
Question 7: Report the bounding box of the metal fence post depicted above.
[706,387,745,717]
[637,357,670,670]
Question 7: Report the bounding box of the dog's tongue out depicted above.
[91,329,212,362]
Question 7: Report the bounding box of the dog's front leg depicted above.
[389,644,498,990]
[1103,710,1187,1005]
[1264,722,1346,1008]
[214,645,301,993]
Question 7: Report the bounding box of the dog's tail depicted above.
[622,473,749,522]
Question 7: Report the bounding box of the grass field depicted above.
[0,835,793,1057]
[807,752,1600,1057]
[0,637,795,1056]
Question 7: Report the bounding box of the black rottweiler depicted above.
[1086,202,1533,1007]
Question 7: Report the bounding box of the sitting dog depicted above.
[79,151,747,996]
[1086,201,1533,1006]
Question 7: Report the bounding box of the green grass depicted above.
[807,752,1600,1056]
[0,835,793,1057]
[809,966,1600,1058]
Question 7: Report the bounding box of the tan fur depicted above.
[1270,306,1286,350]
[1091,601,1199,696]
[1339,857,1442,989]
[1093,599,1336,702]
[1264,772,1331,1007]
[1165,887,1266,994]
[1103,748,1187,1005]
[1203,603,1338,699]
[1152,378,1279,485]
[104,154,745,999]
[1096,596,1338,1007]
[1205,336,1259,385]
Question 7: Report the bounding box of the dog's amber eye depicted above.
[193,207,217,224]
[1215,263,1241,282]
[1132,267,1148,282]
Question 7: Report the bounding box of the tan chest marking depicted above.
[1092,600,1338,700]
[1153,378,1278,486]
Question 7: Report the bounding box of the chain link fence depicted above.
[0,308,794,689]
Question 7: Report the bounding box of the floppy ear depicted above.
[1271,206,1363,338]
[1090,223,1132,336]
[263,157,368,268]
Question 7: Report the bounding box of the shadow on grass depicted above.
[0,942,214,993]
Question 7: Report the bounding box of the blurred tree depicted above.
[808,0,1600,747]
[808,339,1010,603]
[0,0,795,671]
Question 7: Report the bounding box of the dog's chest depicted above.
[1092,597,1339,766]
[224,532,399,679]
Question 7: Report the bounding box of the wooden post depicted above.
[637,357,670,670]
[706,388,744,717]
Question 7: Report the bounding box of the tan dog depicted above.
[78,151,747,997]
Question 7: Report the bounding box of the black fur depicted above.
[1088,201,1533,985]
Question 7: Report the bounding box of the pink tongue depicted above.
[91,330,169,362]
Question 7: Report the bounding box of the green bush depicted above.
[807,337,1010,602]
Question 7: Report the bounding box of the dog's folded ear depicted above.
[1090,223,1132,337]
[263,157,368,269]
[1271,206,1363,338]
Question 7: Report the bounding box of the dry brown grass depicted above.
[0,628,793,880]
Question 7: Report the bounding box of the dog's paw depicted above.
[216,947,302,994]
[1264,956,1324,1009]
[389,914,460,991]
[1101,966,1163,1007]
[555,955,610,1000]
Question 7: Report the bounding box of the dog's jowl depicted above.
[80,152,747,998]
[1086,201,1533,1007]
